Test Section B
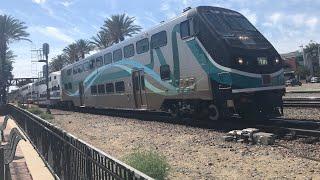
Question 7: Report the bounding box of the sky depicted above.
[1,0,320,78]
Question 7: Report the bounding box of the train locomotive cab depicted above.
[190,6,285,119]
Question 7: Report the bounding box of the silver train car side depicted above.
[60,6,285,120]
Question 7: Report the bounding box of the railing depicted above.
[4,104,152,180]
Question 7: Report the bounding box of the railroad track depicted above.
[15,104,320,138]
[255,118,320,138]
[60,106,320,138]
[283,97,320,107]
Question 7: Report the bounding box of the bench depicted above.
[0,127,27,179]
[0,116,9,142]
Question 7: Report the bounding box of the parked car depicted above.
[310,76,320,83]
[285,78,302,86]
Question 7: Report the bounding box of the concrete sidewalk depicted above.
[1,116,55,180]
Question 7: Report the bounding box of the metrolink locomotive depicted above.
[14,6,285,120]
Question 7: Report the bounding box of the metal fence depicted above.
[5,104,152,180]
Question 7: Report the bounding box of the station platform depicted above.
[0,116,55,180]
[286,83,320,93]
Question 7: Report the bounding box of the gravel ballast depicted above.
[45,109,320,179]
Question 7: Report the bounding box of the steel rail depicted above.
[283,97,320,107]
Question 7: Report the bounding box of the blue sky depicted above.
[1,0,320,78]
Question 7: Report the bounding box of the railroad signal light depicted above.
[42,43,49,56]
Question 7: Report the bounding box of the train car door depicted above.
[79,82,84,106]
[132,69,147,109]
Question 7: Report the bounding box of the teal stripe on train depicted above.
[186,39,283,89]
[63,60,179,97]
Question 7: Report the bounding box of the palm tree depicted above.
[0,14,30,103]
[76,39,94,59]
[91,31,111,49]
[101,14,142,44]
[63,43,78,63]
[49,54,67,72]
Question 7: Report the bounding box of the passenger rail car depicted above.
[59,6,284,120]
[49,71,62,106]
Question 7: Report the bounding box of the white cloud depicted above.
[160,2,170,11]
[291,14,305,27]
[306,17,318,30]
[60,0,74,7]
[32,0,46,4]
[144,12,159,24]
[269,12,282,24]
[32,26,74,43]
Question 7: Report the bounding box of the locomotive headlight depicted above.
[237,58,244,65]
[275,58,280,64]
[238,35,249,41]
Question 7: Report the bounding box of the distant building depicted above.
[281,51,303,71]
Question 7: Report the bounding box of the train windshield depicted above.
[202,11,256,34]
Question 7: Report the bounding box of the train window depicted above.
[91,85,97,94]
[89,59,95,69]
[49,77,51,81]
[78,64,84,73]
[96,56,103,67]
[98,84,105,94]
[124,44,134,58]
[54,76,56,79]
[151,31,167,49]
[104,53,112,64]
[113,49,122,62]
[141,75,145,90]
[203,12,229,34]
[115,81,125,93]
[224,15,256,31]
[180,20,190,39]
[136,38,149,54]
[73,67,77,74]
[106,83,114,93]
[160,64,171,80]
[84,62,90,71]
[68,83,72,90]
[67,69,72,76]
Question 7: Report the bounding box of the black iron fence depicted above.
[5,104,152,180]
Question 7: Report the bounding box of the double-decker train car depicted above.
[60,6,285,120]
[18,83,33,104]
[49,71,62,107]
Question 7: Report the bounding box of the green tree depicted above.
[101,14,141,44]
[0,14,30,104]
[304,41,319,54]
[63,43,79,63]
[76,39,94,59]
[91,31,111,49]
[49,54,67,72]
[295,65,310,79]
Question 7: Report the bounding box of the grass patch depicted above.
[40,113,54,121]
[27,106,43,115]
[24,105,54,121]
[124,150,170,180]
[17,103,26,109]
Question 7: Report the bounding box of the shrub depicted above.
[27,107,43,115]
[40,113,54,120]
[124,150,170,180]
[17,103,26,109]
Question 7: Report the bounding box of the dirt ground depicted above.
[44,109,320,179]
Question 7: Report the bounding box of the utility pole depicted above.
[39,43,51,114]
[318,45,320,68]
